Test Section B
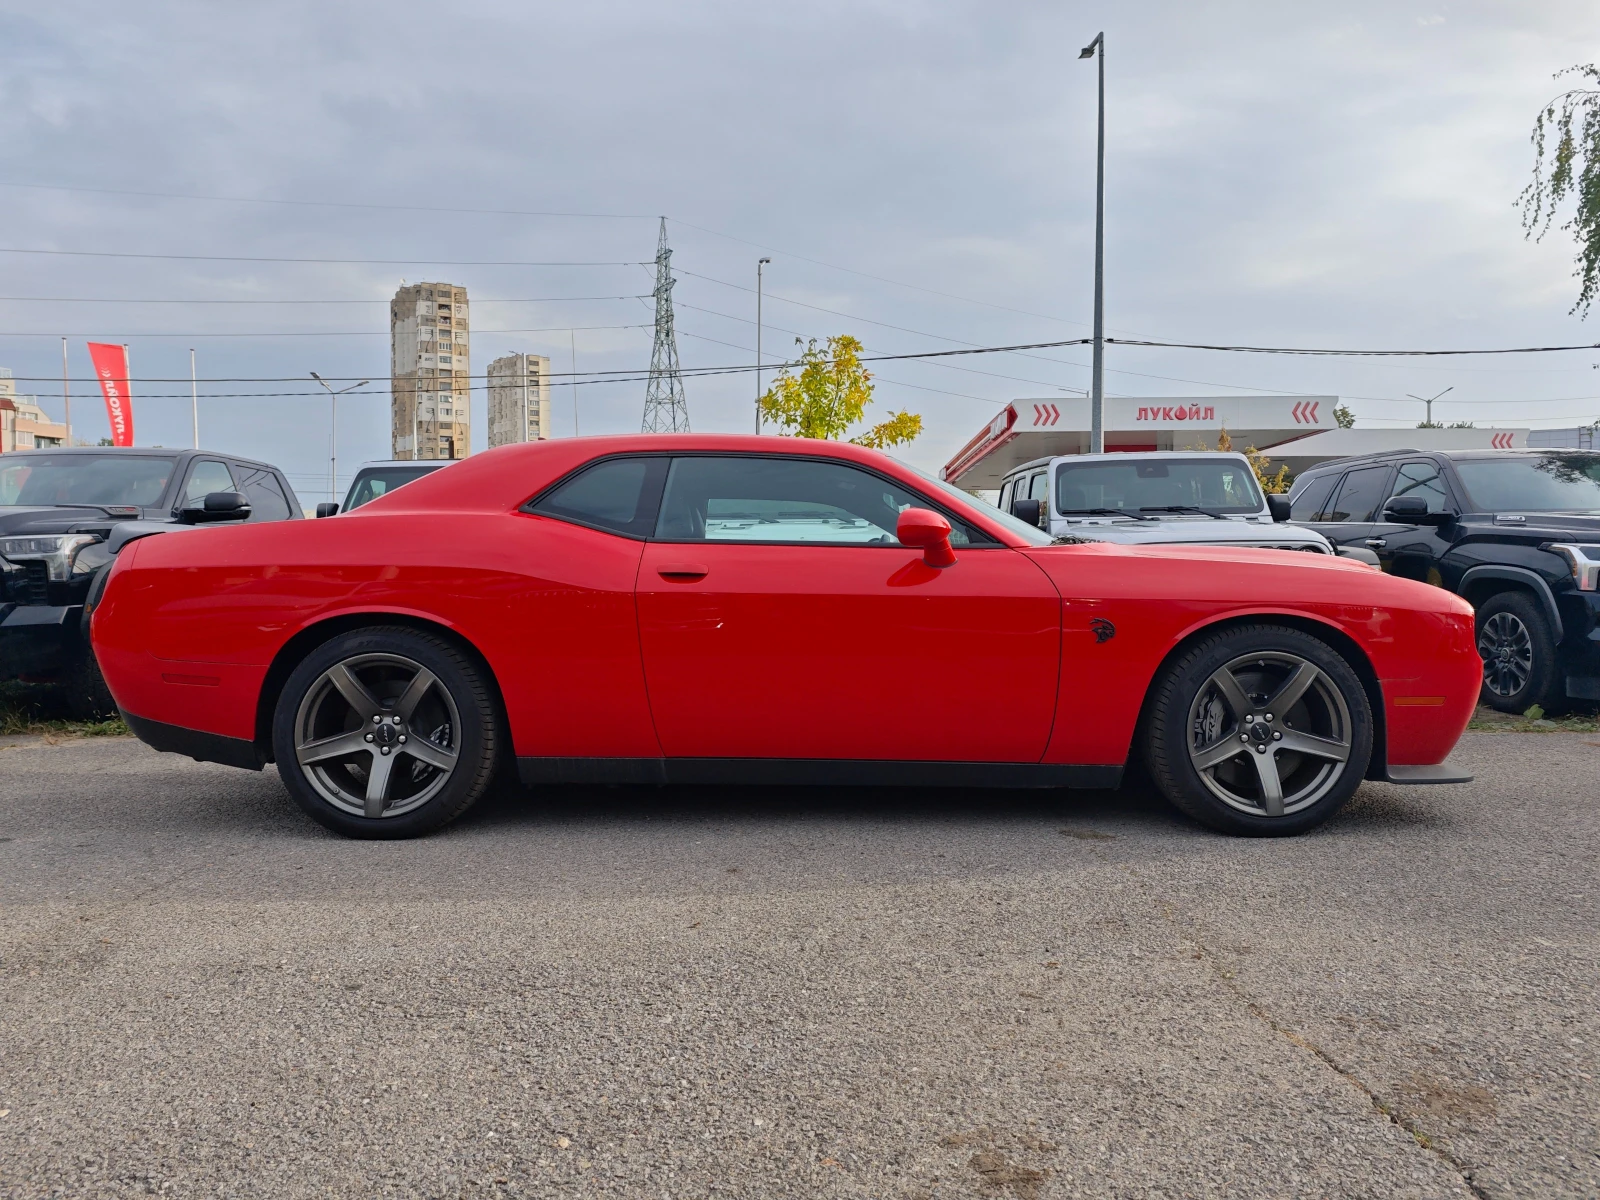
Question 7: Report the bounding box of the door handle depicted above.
[1364,538,1386,549]
[657,563,709,580]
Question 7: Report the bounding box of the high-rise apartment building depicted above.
[390,283,470,460]
[0,367,67,452]
[486,353,554,447]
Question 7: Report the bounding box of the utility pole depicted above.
[190,349,199,448]
[641,218,689,433]
[571,329,579,437]
[1079,31,1106,453]
[60,338,71,445]
[756,257,771,433]
[311,373,368,505]
[1407,387,1454,426]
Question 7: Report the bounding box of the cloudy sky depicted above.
[2,0,1598,503]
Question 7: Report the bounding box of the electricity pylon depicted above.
[642,218,689,432]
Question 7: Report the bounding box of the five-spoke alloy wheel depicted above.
[1145,625,1373,835]
[273,627,499,838]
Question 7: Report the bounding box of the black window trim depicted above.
[523,450,1003,547]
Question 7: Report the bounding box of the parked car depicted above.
[91,435,1479,840]
[1280,448,1600,713]
[0,447,300,717]
[997,452,1334,554]
[316,459,449,518]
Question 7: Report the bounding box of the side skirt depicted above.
[517,757,1123,790]
[122,710,265,771]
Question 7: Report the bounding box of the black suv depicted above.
[0,448,301,717]
[1283,449,1600,713]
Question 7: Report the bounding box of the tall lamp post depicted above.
[756,257,771,434]
[311,372,369,506]
[1079,31,1106,453]
[1407,387,1454,426]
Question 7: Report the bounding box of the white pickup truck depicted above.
[996,451,1334,553]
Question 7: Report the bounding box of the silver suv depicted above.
[997,452,1332,553]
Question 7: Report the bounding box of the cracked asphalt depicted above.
[1,731,1596,1199]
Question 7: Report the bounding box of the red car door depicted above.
[635,454,1061,762]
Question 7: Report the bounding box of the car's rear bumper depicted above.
[121,710,265,771]
[0,603,82,679]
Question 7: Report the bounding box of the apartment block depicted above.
[487,353,554,447]
[0,368,68,452]
[390,283,470,460]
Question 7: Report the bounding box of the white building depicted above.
[0,367,67,452]
[390,282,470,461]
[486,353,553,447]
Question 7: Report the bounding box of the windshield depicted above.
[1454,453,1600,513]
[894,459,1054,546]
[1054,457,1264,516]
[0,453,177,508]
[343,465,443,511]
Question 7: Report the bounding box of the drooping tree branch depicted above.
[1519,65,1600,316]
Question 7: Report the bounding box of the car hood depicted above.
[1062,517,1329,547]
[0,506,149,538]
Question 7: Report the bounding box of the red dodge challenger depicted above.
[90,435,1482,839]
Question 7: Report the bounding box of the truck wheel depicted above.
[271,626,499,839]
[1475,591,1564,714]
[62,648,119,722]
[1144,625,1373,836]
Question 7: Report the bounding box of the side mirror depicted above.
[315,502,340,518]
[178,490,252,525]
[1010,498,1044,528]
[1266,494,1291,523]
[896,507,957,568]
[1381,495,1431,522]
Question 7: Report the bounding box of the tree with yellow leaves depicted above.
[1202,426,1291,494]
[759,335,922,448]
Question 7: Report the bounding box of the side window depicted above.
[1391,462,1449,514]
[238,469,293,521]
[998,478,1015,513]
[528,456,667,537]
[1325,466,1392,523]
[182,460,236,507]
[1028,472,1049,502]
[655,456,979,546]
[1289,473,1337,522]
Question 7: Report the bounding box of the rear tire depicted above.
[1475,591,1563,715]
[1144,625,1373,836]
[271,626,499,839]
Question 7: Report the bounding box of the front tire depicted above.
[1144,625,1373,836]
[1475,590,1563,715]
[271,626,499,838]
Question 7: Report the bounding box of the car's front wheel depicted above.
[271,626,499,838]
[1475,590,1563,715]
[1144,625,1373,836]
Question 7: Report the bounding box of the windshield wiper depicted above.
[1139,505,1228,520]
[1059,507,1156,521]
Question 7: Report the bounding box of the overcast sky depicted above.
[3,0,1598,503]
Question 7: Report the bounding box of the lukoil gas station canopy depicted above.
[943,395,1338,488]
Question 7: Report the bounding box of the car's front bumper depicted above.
[0,603,83,679]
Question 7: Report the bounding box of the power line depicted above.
[0,247,647,266]
[0,323,651,338]
[0,294,648,305]
[1105,337,1600,356]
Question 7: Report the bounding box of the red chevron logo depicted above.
[1492,432,1513,449]
[1291,401,1321,424]
[1033,403,1061,426]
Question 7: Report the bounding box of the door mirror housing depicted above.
[178,491,252,525]
[1381,495,1452,524]
[315,502,340,518]
[1266,494,1291,523]
[896,507,957,568]
[1010,498,1044,528]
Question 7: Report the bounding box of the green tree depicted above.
[759,335,921,448]
[1520,65,1600,314]
[1416,420,1475,429]
[1334,403,1356,428]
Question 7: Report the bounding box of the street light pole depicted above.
[1080,31,1106,454]
[1407,387,1454,426]
[190,348,199,449]
[311,372,369,506]
[756,257,771,434]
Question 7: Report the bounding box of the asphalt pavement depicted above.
[1,732,1596,1199]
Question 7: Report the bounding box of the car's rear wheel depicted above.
[1475,590,1563,715]
[271,626,498,838]
[1144,625,1373,836]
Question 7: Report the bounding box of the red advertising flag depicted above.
[87,342,134,447]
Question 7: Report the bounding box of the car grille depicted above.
[1255,543,1329,554]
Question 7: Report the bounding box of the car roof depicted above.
[0,445,277,471]
[1005,450,1252,475]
